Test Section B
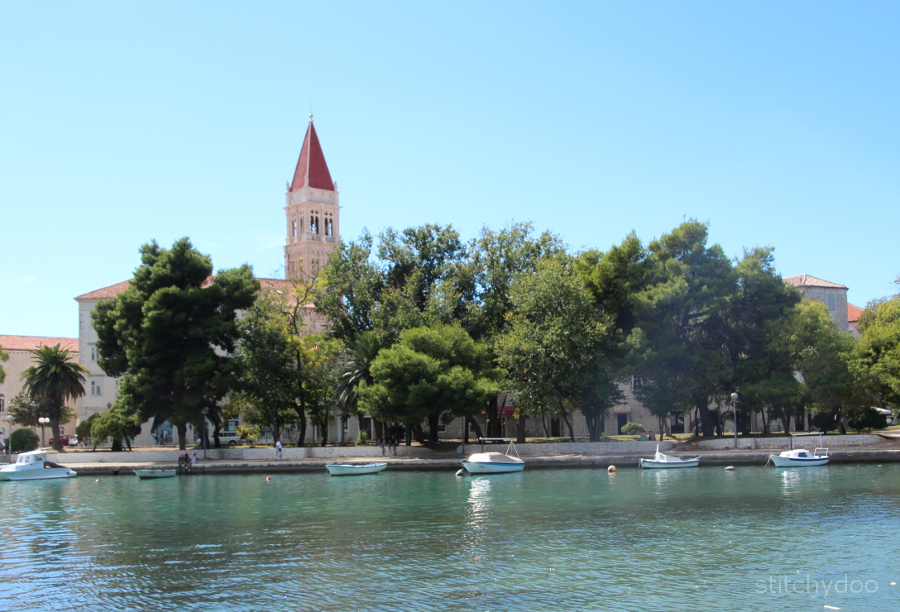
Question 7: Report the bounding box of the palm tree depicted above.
[334,331,384,440]
[22,344,88,452]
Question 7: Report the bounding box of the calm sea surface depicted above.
[1,463,898,611]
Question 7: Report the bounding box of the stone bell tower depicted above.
[284,115,340,280]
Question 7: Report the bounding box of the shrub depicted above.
[356,431,369,446]
[849,407,888,432]
[10,428,39,454]
[620,422,646,435]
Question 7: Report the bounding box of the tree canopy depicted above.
[93,237,259,449]
[21,344,87,451]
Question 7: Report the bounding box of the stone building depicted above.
[0,335,79,444]
[784,274,850,333]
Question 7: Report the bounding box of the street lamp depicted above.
[38,417,50,447]
[730,392,739,448]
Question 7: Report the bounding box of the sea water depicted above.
[0,464,898,611]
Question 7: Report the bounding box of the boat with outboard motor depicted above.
[0,449,77,481]
[639,445,701,469]
[768,433,830,467]
[460,438,525,474]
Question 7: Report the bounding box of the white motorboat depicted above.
[0,450,77,481]
[325,462,388,476]
[639,445,700,469]
[461,439,525,474]
[769,448,830,467]
[134,469,177,479]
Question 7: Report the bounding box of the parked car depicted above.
[196,432,243,446]
[49,435,78,446]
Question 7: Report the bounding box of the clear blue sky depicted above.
[2,1,898,339]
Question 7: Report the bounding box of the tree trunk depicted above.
[50,421,64,452]
[517,413,528,444]
[693,391,715,437]
[427,413,440,442]
[465,416,482,441]
[541,415,550,437]
[485,397,500,438]
[177,422,188,450]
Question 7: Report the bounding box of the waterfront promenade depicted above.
[8,433,899,476]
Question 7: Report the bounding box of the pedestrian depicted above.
[275,439,283,460]
[177,453,186,474]
[0,431,6,453]
[191,453,199,467]
[389,434,397,455]
[377,436,385,456]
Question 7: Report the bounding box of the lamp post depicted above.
[730,392,739,448]
[38,417,50,447]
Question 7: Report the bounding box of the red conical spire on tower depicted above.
[290,114,335,192]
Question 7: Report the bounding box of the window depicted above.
[631,375,643,392]
[90,345,98,362]
[90,379,102,396]
[0,393,5,412]
[292,220,298,237]
[826,294,836,312]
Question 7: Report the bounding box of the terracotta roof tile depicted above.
[74,280,132,300]
[848,303,864,323]
[783,274,847,289]
[0,335,79,353]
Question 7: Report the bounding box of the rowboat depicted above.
[325,462,388,476]
[639,446,700,469]
[460,439,525,474]
[0,450,77,481]
[134,469,177,479]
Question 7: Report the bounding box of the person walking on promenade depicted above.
[275,439,283,460]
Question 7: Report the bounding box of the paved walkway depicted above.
[55,440,900,476]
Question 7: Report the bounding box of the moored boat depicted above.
[134,469,177,479]
[461,439,525,474]
[325,462,388,476]
[768,448,830,467]
[0,450,77,481]
[639,445,700,469]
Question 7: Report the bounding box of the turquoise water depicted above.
[1,465,898,611]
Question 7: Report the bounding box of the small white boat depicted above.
[134,469,177,479]
[769,448,830,467]
[639,446,700,469]
[0,450,77,481]
[325,462,388,476]
[461,439,525,474]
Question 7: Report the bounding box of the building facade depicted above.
[0,336,79,444]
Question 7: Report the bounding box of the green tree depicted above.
[359,324,499,442]
[92,238,259,449]
[854,287,900,408]
[334,331,386,440]
[793,300,868,433]
[21,344,87,451]
[721,248,801,434]
[90,402,142,451]
[10,428,39,453]
[630,221,737,437]
[497,255,617,442]
[317,231,383,343]
[232,296,302,445]
[7,392,77,432]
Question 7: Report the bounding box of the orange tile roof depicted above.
[76,277,311,306]
[74,280,132,300]
[848,303,864,323]
[783,274,847,289]
[0,335,79,353]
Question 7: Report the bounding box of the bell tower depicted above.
[284,114,340,280]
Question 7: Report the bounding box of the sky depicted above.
[2,1,898,339]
